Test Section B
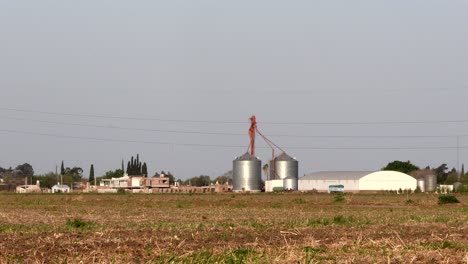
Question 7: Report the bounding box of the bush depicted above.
[414,186,422,193]
[333,193,345,203]
[438,195,460,205]
[66,218,92,229]
[456,185,468,193]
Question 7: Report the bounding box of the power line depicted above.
[2,107,468,125]
[0,115,465,138]
[1,128,467,150]
[0,107,246,124]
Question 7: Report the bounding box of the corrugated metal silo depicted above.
[233,152,262,192]
[424,174,437,192]
[417,178,425,192]
[272,152,299,180]
[283,177,298,191]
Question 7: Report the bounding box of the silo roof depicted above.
[275,152,296,161]
[234,152,260,161]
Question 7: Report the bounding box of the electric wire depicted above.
[2,107,468,125]
[0,115,466,139]
[0,129,466,150]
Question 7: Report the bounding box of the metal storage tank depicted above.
[417,178,425,192]
[283,177,298,191]
[233,152,262,192]
[271,152,299,180]
[424,174,437,192]
[453,182,462,192]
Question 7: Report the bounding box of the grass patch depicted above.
[438,195,460,204]
[333,193,346,203]
[66,218,94,230]
[292,198,306,204]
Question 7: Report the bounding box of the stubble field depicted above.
[0,192,466,263]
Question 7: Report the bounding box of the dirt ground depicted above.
[0,193,466,263]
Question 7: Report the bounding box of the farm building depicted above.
[298,171,417,192]
[16,181,41,193]
[51,184,71,193]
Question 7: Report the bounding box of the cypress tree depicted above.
[461,164,465,180]
[142,163,148,176]
[126,161,131,175]
[89,164,95,183]
[60,161,65,175]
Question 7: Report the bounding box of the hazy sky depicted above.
[1,1,467,179]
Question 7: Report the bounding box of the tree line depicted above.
[382,160,468,185]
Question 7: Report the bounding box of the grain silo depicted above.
[417,178,425,192]
[270,152,298,191]
[424,174,437,192]
[232,152,262,192]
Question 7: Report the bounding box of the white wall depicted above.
[359,171,417,191]
[298,179,359,192]
[265,180,284,192]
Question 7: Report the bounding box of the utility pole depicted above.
[457,136,460,180]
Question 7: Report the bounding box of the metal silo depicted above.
[417,178,425,192]
[424,174,437,192]
[272,152,299,180]
[283,177,298,191]
[233,152,262,192]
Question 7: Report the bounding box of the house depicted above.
[16,181,42,193]
[51,184,71,193]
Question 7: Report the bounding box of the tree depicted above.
[60,161,65,175]
[14,163,34,177]
[461,164,465,181]
[445,172,458,185]
[382,160,419,174]
[31,172,59,188]
[142,163,148,176]
[166,172,175,185]
[435,164,449,184]
[263,164,269,180]
[126,154,145,175]
[97,169,124,185]
[184,175,211,186]
[89,164,95,183]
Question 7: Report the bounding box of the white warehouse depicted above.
[298,171,417,192]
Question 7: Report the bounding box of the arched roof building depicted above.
[298,171,417,192]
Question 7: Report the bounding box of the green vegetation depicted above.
[438,195,460,204]
[382,160,419,174]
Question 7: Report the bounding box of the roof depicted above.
[234,152,260,161]
[275,152,296,161]
[52,184,70,189]
[300,171,374,181]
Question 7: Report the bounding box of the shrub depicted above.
[333,193,345,203]
[414,186,422,193]
[66,218,92,229]
[438,195,460,205]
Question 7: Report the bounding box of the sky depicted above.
[1,1,468,179]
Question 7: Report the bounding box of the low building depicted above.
[299,171,417,193]
[16,181,42,193]
[51,184,71,193]
[98,174,170,191]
